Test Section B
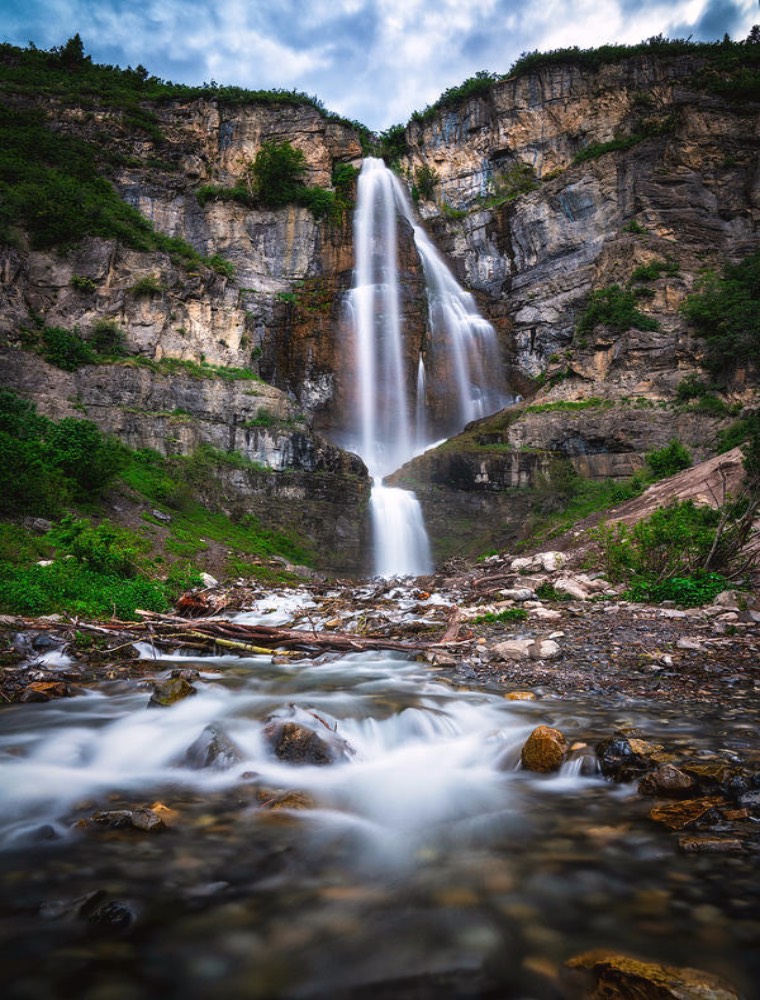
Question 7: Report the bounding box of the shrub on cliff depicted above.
[681,250,760,381]
[250,140,308,208]
[575,285,659,339]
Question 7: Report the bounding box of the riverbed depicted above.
[0,583,758,999]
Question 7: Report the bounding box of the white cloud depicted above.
[3,0,757,128]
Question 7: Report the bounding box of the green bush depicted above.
[130,274,165,296]
[631,258,679,282]
[623,572,729,607]
[39,325,95,370]
[412,164,438,202]
[251,140,307,207]
[675,374,709,401]
[576,285,659,338]
[473,607,528,623]
[645,439,691,479]
[50,515,142,576]
[70,274,97,293]
[0,392,124,515]
[0,559,173,619]
[681,250,760,380]
[594,501,724,590]
[47,418,125,494]
[89,319,127,357]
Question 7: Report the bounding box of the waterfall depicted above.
[342,158,509,577]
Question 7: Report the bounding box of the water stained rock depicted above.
[263,719,351,765]
[521,725,568,773]
[182,725,245,771]
[148,675,198,708]
[562,949,741,999]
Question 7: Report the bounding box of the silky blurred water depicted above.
[0,646,757,999]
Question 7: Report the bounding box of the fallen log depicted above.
[135,610,432,655]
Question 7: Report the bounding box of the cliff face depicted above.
[390,53,759,558]
[405,55,759,388]
[2,50,759,571]
[0,95,371,573]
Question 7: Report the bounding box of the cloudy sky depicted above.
[2,0,757,128]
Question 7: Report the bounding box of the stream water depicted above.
[0,596,757,998]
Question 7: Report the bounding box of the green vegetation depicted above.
[0,103,232,275]
[645,439,691,478]
[479,162,538,209]
[681,249,760,380]
[410,70,501,124]
[717,412,760,454]
[412,164,438,202]
[114,356,261,381]
[0,36,370,140]
[593,503,732,606]
[631,258,680,282]
[575,284,660,339]
[473,607,528,624]
[572,116,676,165]
[197,141,342,221]
[0,394,313,617]
[623,219,647,235]
[0,390,125,516]
[525,397,611,414]
[70,275,97,293]
[377,123,409,167]
[130,274,166,296]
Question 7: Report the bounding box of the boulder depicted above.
[562,949,740,999]
[499,588,534,602]
[492,639,534,661]
[521,725,568,773]
[263,720,351,765]
[649,797,725,831]
[148,676,197,708]
[638,764,696,798]
[537,551,565,573]
[528,639,561,661]
[554,578,589,601]
[596,736,658,783]
[183,725,245,770]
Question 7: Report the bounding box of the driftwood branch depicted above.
[133,610,433,655]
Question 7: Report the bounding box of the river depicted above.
[0,590,757,998]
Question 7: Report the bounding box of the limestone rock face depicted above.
[405,55,760,387]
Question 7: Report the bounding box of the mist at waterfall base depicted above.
[337,158,510,577]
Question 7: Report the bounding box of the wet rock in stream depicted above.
[263,720,352,765]
[148,674,198,708]
[520,725,568,773]
[182,725,245,771]
[562,949,741,999]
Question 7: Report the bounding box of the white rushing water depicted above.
[342,158,509,577]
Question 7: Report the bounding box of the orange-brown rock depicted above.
[648,797,725,831]
[520,725,568,773]
[562,949,740,999]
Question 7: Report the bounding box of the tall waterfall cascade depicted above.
[341,157,510,577]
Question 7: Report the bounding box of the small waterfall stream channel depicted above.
[1,161,758,999]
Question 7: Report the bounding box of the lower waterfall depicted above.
[341,157,509,577]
